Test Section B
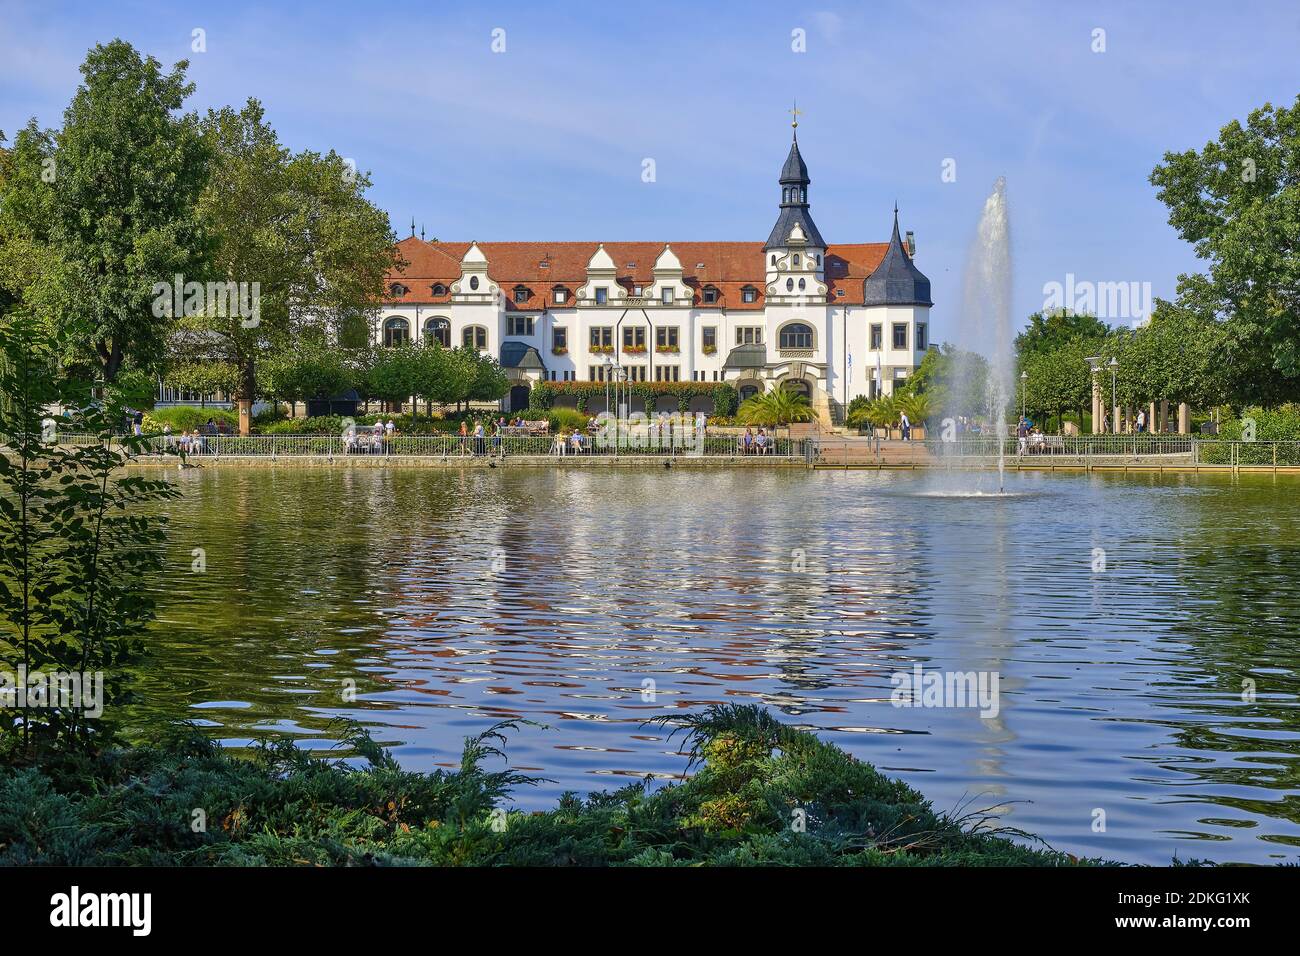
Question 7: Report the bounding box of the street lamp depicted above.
[1108,357,1119,434]
[1020,370,1028,423]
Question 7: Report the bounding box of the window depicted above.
[469,275,479,291]
[779,323,813,350]
[893,323,908,349]
[626,365,646,382]
[553,327,568,351]
[589,365,601,381]
[656,327,679,349]
[633,285,642,296]
[815,254,822,266]
[623,326,646,349]
[736,326,763,345]
[917,322,928,351]
[553,287,568,304]
[424,317,450,347]
[462,325,487,350]
[786,278,794,291]
[793,254,800,267]
[513,286,529,304]
[702,327,717,350]
[661,286,673,305]
[432,283,447,296]
[702,286,718,304]
[590,326,613,349]
[383,316,410,347]
[595,287,608,305]
[507,315,535,337]
[390,283,408,297]
[798,278,806,291]
[741,286,757,303]
[654,365,680,382]
[870,324,882,350]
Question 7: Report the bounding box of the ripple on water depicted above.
[132,466,1300,865]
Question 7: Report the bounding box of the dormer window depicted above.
[595,287,608,305]
[702,286,719,305]
[389,283,408,297]
[661,287,673,305]
[553,286,568,304]
[469,275,480,291]
[793,254,801,267]
[513,285,529,304]
[741,285,757,304]
[431,283,447,296]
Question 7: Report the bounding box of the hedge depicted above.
[529,381,737,416]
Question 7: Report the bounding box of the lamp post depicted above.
[1108,357,1119,434]
[1020,370,1028,424]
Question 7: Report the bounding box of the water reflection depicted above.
[132,466,1300,864]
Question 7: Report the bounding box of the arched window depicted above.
[383,316,410,347]
[783,378,812,399]
[770,254,777,266]
[424,316,450,347]
[793,254,800,267]
[431,283,448,296]
[782,188,789,203]
[800,187,806,202]
[815,254,822,267]
[739,382,762,403]
[779,323,814,350]
[462,325,487,350]
[469,275,480,291]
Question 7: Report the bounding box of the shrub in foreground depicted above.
[0,705,1100,867]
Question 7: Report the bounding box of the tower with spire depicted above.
[764,107,827,300]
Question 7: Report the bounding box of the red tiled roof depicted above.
[382,237,890,311]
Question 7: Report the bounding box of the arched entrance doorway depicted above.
[782,378,813,401]
[508,384,530,413]
[738,381,763,404]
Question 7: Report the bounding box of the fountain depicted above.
[938,177,1015,494]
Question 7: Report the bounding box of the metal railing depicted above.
[809,437,1300,467]
[55,432,804,460]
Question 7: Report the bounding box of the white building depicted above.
[375,127,934,424]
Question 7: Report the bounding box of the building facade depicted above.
[375,128,934,423]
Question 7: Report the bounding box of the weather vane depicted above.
[789,102,802,130]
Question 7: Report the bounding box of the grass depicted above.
[0,704,1105,866]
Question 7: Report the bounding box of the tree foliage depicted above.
[1150,95,1300,394]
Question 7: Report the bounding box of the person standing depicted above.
[459,419,469,456]
[473,420,486,456]
[900,411,911,442]
[1136,408,1146,434]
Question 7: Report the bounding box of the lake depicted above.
[133,465,1300,865]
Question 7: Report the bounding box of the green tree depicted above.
[186,100,397,433]
[0,40,209,382]
[1014,309,1110,358]
[1150,96,1300,399]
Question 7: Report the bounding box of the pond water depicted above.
[134,466,1300,865]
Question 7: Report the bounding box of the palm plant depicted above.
[895,391,931,426]
[735,386,815,427]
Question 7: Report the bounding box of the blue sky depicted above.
[1,0,1296,342]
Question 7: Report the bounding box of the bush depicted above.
[0,706,1097,866]
[260,415,347,435]
[143,406,239,433]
